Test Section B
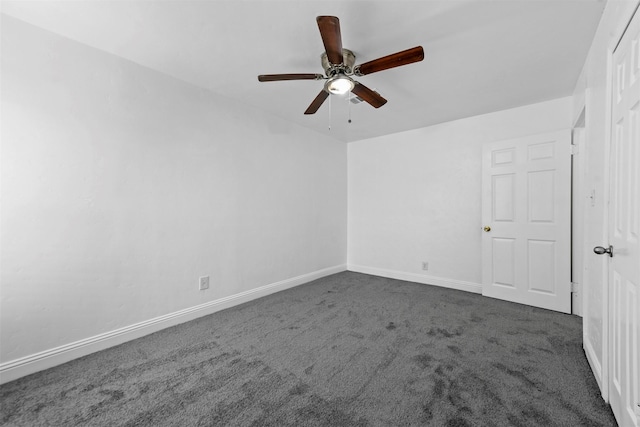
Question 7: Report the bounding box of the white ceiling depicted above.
[1,0,606,142]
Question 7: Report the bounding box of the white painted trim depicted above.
[0,264,347,385]
[572,116,587,318]
[584,333,604,397]
[347,264,482,294]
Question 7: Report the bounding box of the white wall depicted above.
[348,97,572,291]
[572,0,640,397]
[0,16,347,376]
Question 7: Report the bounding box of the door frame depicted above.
[571,108,586,317]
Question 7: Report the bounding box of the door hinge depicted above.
[571,282,581,293]
[571,144,579,156]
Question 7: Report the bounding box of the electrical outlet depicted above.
[199,276,210,290]
[422,262,429,271]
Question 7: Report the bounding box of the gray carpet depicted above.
[0,272,616,426]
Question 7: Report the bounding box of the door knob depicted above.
[593,245,613,257]
[483,226,491,232]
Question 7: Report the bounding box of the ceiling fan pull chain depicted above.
[328,94,332,130]
[348,92,352,124]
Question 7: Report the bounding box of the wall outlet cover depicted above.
[199,276,210,290]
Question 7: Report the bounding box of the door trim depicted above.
[572,108,586,317]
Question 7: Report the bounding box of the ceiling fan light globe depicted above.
[325,76,354,95]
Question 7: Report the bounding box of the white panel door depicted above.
[482,131,571,313]
[606,7,640,426]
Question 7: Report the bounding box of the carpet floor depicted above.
[0,271,616,426]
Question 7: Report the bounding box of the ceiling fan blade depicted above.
[351,82,387,108]
[304,90,330,115]
[316,16,343,65]
[355,46,424,76]
[258,74,324,82]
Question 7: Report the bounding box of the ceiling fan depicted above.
[257,16,424,115]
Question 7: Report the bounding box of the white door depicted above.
[482,131,572,313]
[604,7,640,426]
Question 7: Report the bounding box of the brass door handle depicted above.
[483,226,491,232]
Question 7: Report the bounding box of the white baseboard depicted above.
[0,264,346,385]
[583,335,605,399]
[347,264,482,294]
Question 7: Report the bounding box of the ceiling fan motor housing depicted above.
[321,48,356,76]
